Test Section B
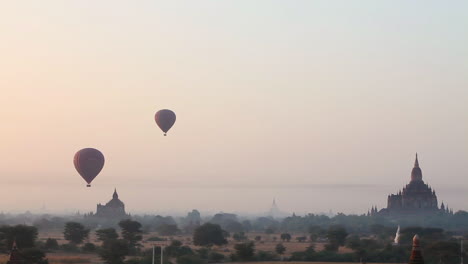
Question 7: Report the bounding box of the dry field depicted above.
[1,231,360,264]
[0,253,101,264]
[139,232,353,256]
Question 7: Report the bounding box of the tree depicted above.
[275,243,286,255]
[280,233,291,242]
[0,227,48,264]
[193,223,227,246]
[21,247,49,264]
[98,239,129,264]
[326,225,348,247]
[233,232,247,241]
[234,241,255,261]
[0,225,38,249]
[156,224,179,236]
[324,243,339,252]
[209,252,225,263]
[44,238,59,250]
[426,241,460,264]
[296,236,307,242]
[242,220,252,232]
[165,240,193,257]
[63,222,89,244]
[96,228,119,243]
[82,242,96,252]
[309,225,325,242]
[119,219,143,251]
[224,220,244,233]
[345,235,381,261]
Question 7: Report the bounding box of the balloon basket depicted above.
[86,184,91,187]
[164,133,167,136]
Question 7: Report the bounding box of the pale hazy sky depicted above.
[1,1,467,215]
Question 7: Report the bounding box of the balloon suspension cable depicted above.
[87,184,91,187]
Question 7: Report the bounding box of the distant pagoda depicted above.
[268,198,280,218]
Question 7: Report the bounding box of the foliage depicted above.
[0,224,38,250]
[233,241,255,261]
[44,238,59,251]
[60,243,79,252]
[99,239,129,264]
[232,232,247,241]
[63,222,89,244]
[165,240,193,257]
[255,250,278,261]
[119,219,143,252]
[325,224,348,251]
[81,242,96,252]
[156,224,180,236]
[208,252,225,263]
[196,247,209,259]
[22,247,49,264]
[241,220,252,232]
[275,243,286,255]
[124,248,170,264]
[96,228,119,243]
[308,225,326,241]
[146,236,166,242]
[296,236,307,242]
[345,235,382,261]
[224,220,244,233]
[193,223,227,246]
[280,233,291,242]
[177,255,206,264]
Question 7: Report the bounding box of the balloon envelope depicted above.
[73,148,105,187]
[155,109,176,135]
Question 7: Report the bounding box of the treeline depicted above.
[3,210,468,236]
[2,220,468,264]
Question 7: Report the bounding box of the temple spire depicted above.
[411,153,423,182]
[113,188,118,199]
[414,153,419,168]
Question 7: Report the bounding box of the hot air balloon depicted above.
[74,148,105,187]
[155,109,176,136]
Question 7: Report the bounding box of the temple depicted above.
[375,154,451,217]
[94,189,129,219]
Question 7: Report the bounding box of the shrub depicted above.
[208,252,225,263]
[177,255,205,264]
[82,242,96,252]
[44,238,59,250]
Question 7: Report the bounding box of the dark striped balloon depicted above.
[74,148,105,187]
